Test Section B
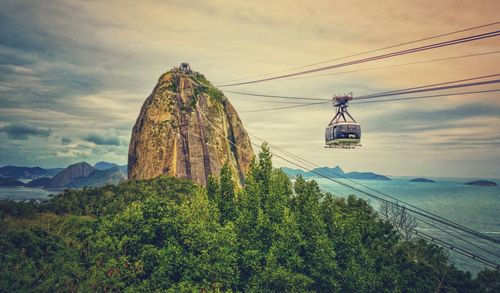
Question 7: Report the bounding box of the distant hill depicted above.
[44,162,127,189]
[281,166,345,178]
[94,161,127,174]
[280,167,309,177]
[346,171,391,181]
[66,167,126,188]
[464,180,497,187]
[281,166,391,181]
[0,162,127,189]
[45,162,95,189]
[0,166,63,180]
[26,177,52,188]
[94,161,119,170]
[410,178,434,183]
[314,166,346,177]
[0,178,26,187]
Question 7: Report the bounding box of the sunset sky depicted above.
[1,0,499,178]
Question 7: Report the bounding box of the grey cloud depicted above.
[0,123,51,139]
[363,103,500,133]
[435,141,500,147]
[61,137,72,144]
[83,133,122,146]
[413,103,500,122]
[77,143,93,149]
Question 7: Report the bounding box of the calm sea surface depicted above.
[0,187,57,200]
[1,177,499,274]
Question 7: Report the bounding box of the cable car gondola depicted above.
[325,93,361,149]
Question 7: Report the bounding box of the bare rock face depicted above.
[128,67,254,186]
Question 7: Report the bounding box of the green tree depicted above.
[0,226,85,292]
[475,269,500,292]
[234,145,274,290]
[320,194,402,292]
[259,208,312,291]
[265,169,292,225]
[85,189,238,291]
[292,176,338,291]
[256,142,273,196]
[206,175,219,203]
[216,163,237,224]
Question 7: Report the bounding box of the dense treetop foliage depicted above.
[1,144,499,292]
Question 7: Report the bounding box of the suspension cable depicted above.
[217,30,500,87]
[271,50,500,82]
[223,73,500,103]
[217,21,500,84]
[235,78,500,113]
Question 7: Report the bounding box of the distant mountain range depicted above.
[0,166,63,180]
[0,162,127,189]
[281,166,391,181]
[94,161,119,170]
[0,178,27,187]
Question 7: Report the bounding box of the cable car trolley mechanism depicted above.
[325,93,361,149]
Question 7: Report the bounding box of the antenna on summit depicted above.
[180,62,192,74]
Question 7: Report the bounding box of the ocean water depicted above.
[0,187,55,201]
[1,177,499,274]
[313,176,500,275]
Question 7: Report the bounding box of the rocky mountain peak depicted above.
[128,65,254,186]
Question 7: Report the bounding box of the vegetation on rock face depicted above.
[1,144,499,292]
[201,85,225,104]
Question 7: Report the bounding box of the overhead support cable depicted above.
[414,215,500,259]
[224,90,326,101]
[236,78,500,113]
[224,73,500,103]
[273,50,500,82]
[356,73,500,99]
[354,89,500,104]
[217,30,500,87]
[382,215,500,270]
[217,21,500,84]
[233,89,500,111]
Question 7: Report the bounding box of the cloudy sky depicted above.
[0,0,499,178]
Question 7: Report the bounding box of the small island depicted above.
[410,178,434,183]
[464,180,497,187]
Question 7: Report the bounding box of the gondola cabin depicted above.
[325,93,361,148]
[325,122,361,148]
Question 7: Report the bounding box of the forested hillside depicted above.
[1,145,498,292]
